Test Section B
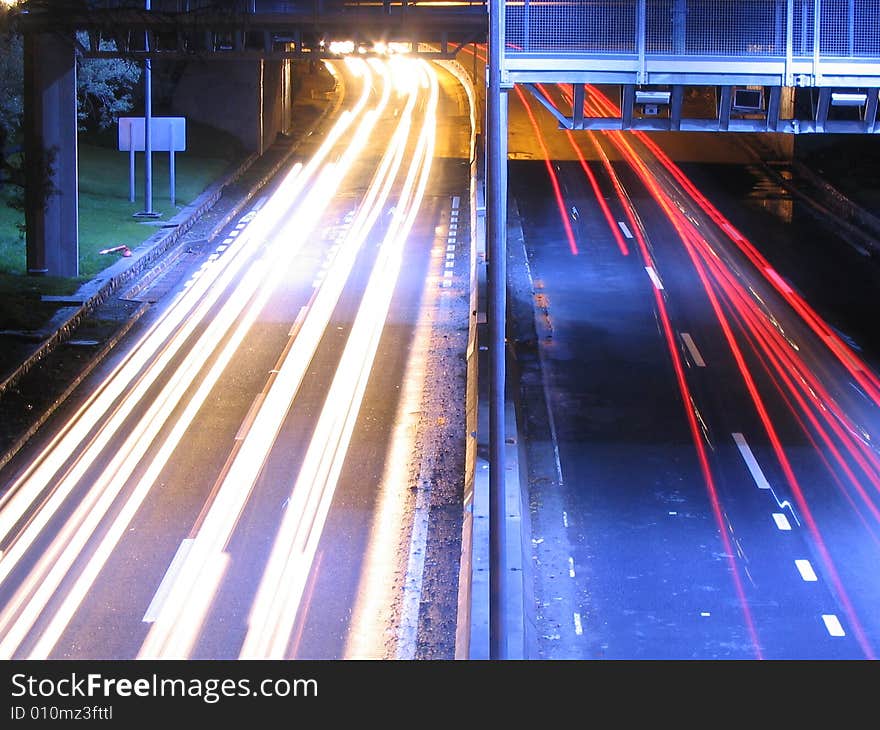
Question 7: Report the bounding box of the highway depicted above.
[459,42,880,659]
[0,54,474,660]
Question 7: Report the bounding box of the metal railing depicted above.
[506,0,880,58]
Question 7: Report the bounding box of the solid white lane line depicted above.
[645,266,664,291]
[732,433,773,491]
[235,394,266,442]
[617,220,634,239]
[822,614,846,637]
[772,512,792,531]
[288,306,309,337]
[681,332,706,367]
[795,559,818,582]
[143,540,194,623]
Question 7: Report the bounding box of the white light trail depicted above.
[137,58,435,660]
[239,60,439,660]
[0,60,376,658]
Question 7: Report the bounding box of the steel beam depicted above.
[487,0,508,662]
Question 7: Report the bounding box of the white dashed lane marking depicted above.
[822,614,846,637]
[645,266,664,291]
[772,512,792,531]
[680,332,706,367]
[795,559,818,582]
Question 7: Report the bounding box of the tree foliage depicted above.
[76,31,141,133]
[0,30,22,146]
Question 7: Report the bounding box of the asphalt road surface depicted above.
[496,72,880,660]
[0,55,473,660]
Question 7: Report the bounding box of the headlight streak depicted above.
[0,60,377,657]
[0,57,376,553]
[136,58,433,660]
[0,259,275,659]
[238,60,439,660]
[13,164,348,661]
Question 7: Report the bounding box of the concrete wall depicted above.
[168,59,289,154]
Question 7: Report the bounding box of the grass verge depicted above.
[0,120,242,330]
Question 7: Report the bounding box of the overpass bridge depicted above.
[8,0,880,661]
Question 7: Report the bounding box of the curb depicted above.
[448,53,529,659]
[0,302,150,475]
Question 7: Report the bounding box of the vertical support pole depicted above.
[259,59,265,155]
[767,85,782,131]
[785,0,793,85]
[847,0,855,56]
[672,0,686,55]
[865,88,879,133]
[169,124,176,207]
[487,0,509,662]
[774,0,784,54]
[129,144,135,202]
[572,84,584,130]
[801,0,808,58]
[523,0,530,52]
[670,84,684,131]
[137,0,159,218]
[23,33,79,277]
[621,84,635,130]
[719,85,732,130]
[816,86,831,132]
[636,0,646,84]
[813,0,821,83]
[144,26,153,212]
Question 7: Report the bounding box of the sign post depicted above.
[118,116,187,209]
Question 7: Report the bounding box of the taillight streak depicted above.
[586,84,880,409]
[676,224,876,659]
[512,85,579,255]
[574,89,878,657]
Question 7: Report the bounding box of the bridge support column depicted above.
[24,33,79,277]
